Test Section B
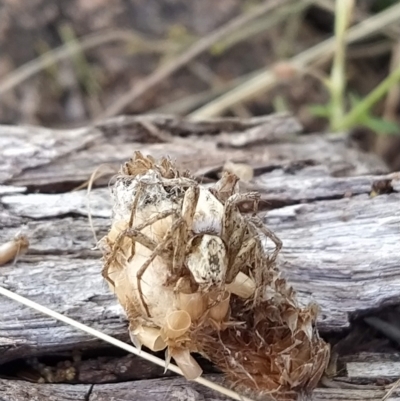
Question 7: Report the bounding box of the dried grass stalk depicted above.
[100,152,330,399]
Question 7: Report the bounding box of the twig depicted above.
[276,4,307,58]
[150,69,261,115]
[364,316,400,347]
[211,0,311,57]
[151,87,224,115]
[96,0,293,121]
[321,376,382,390]
[82,163,118,244]
[151,86,243,116]
[0,30,171,96]
[347,40,392,59]
[0,285,256,401]
[190,1,400,118]
[315,0,400,40]
[189,62,251,118]
[381,377,400,401]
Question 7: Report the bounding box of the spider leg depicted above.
[128,181,144,228]
[103,206,180,286]
[227,236,257,283]
[172,186,199,274]
[103,229,158,287]
[130,208,180,258]
[160,177,197,188]
[127,181,145,260]
[210,171,239,203]
[137,218,185,317]
[252,195,260,217]
[102,262,115,287]
[222,192,260,267]
[249,216,282,263]
[222,192,260,234]
[103,182,145,288]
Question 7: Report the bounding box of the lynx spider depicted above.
[103,173,282,317]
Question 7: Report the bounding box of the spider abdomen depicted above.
[186,234,227,286]
[191,188,223,235]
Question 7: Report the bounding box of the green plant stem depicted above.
[337,63,400,131]
[330,0,354,130]
[191,1,400,119]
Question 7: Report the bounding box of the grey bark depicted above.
[0,374,399,401]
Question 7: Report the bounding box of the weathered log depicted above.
[0,114,399,400]
[1,113,387,189]
[0,373,400,401]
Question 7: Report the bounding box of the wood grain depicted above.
[0,375,399,401]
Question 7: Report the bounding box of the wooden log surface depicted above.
[1,114,400,401]
[1,373,400,401]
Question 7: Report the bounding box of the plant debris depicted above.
[222,161,254,183]
[99,151,329,398]
[0,233,29,266]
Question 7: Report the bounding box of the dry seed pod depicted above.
[178,292,207,321]
[226,272,256,299]
[162,310,192,340]
[0,234,29,266]
[170,347,203,380]
[196,260,330,397]
[101,152,329,398]
[130,325,166,352]
[107,220,129,242]
[124,250,177,325]
[198,305,329,396]
[223,161,253,183]
[208,291,231,322]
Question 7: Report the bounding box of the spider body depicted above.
[99,153,329,390]
[102,160,281,319]
[186,234,227,286]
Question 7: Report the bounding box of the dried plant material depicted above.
[163,310,192,340]
[226,272,255,299]
[178,292,207,321]
[130,325,166,352]
[0,233,29,266]
[208,290,231,323]
[169,347,203,380]
[381,376,400,401]
[223,161,254,182]
[272,61,298,80]
[100,152,329,398]
[0,285,256,401]
[197,292,330,398]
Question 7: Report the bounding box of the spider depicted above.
[102,171,282,318]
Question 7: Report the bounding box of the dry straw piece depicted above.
[100,151,330,399]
